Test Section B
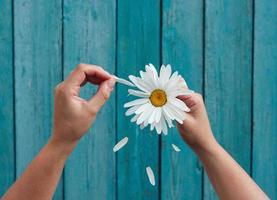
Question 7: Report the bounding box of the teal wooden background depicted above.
[0,0,276,199]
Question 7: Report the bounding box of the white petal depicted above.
[178,75,188,88]
[168,89,194,98]
[166,72,179,91]
[159,65,166,87]
[172,144,181,152]
[124,98,149,108]
[155,107,162,123]
[140,70,145,78]
[146,64,159,88]
[163,108,174,128]
[164,105,184,124]
[161,116,168,135]
[160,64,172,84]
[113,137,128,152]
[113,76,135,87]
[135,103,150,115]
[149,63,158,79]
[129,75,151,93]
[163,105,175,120]
[125,105,140,116]
[128,89,150,97]
[166,64,172,74]
[168,98,189,112]
[150,123,154,131]
[143,118,149,126]
[138,72,155,89]
[141,68,157,90]
[155,121,162,134]
[177,89,195,96]
[167,103,186,124]
[146,166,155,186]
[131,114,139,122]
[148,109,157,124]
[140,123,145,129]
[136,104,154,124]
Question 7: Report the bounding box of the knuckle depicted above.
[96,66,103,71]
[194,93,204,104]
[54,82,66,95]
[76,63,86,71]
[54,83,62,93]
[195,93,203,99]
[101,91,110,100]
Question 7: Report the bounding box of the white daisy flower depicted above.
[123,63,193,135]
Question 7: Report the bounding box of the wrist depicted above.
[48,135,78,158]
[191,134,222,161]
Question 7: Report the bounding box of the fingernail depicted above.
[107,78,115,89]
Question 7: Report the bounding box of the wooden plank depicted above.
[161,0,203,199]
[63,1,116,199]
[253,0,277,198]
[204,0,253,199]
[0,0,15,196]
[14,0,63,199]
[117,0,160,199]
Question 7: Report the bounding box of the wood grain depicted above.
[0,0,15,196]
[117,0,160,199]
[1,0,277,199]
[161,0,203,199]
[14,0,63,199]
[204,0,253,199]
[63,0,116,199]
[253,0,277,199]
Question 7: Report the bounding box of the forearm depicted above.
[193,134,268,200]
[2,137,76,200]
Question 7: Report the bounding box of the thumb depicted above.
[88,78,115,112]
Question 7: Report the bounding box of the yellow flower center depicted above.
[149,89,167,107]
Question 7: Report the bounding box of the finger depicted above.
[178,93,204,112]
[66,64,111,87]
[88,77,115,113]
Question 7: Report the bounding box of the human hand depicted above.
[50,64,115,150]
[177,93,217,152]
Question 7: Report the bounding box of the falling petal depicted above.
[146,166,155,186]
[172,144,181,152]
[113,137,128,152]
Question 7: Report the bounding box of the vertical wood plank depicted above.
[161,0,203,199]
[204,0,253,199]
[14,0,63,199]
[117,0,160,199]
[0,0,15,196]
[253,0,277,198]
[63,1,116,199]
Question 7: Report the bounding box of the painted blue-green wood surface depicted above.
[1,0,277,199]
[63,0,116,199]
[0,0,15,196]
[13,0,63,199]
[205,0,253,199]
[253,0,277,199]
[117,1,160,199]
[162,0,203,199]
